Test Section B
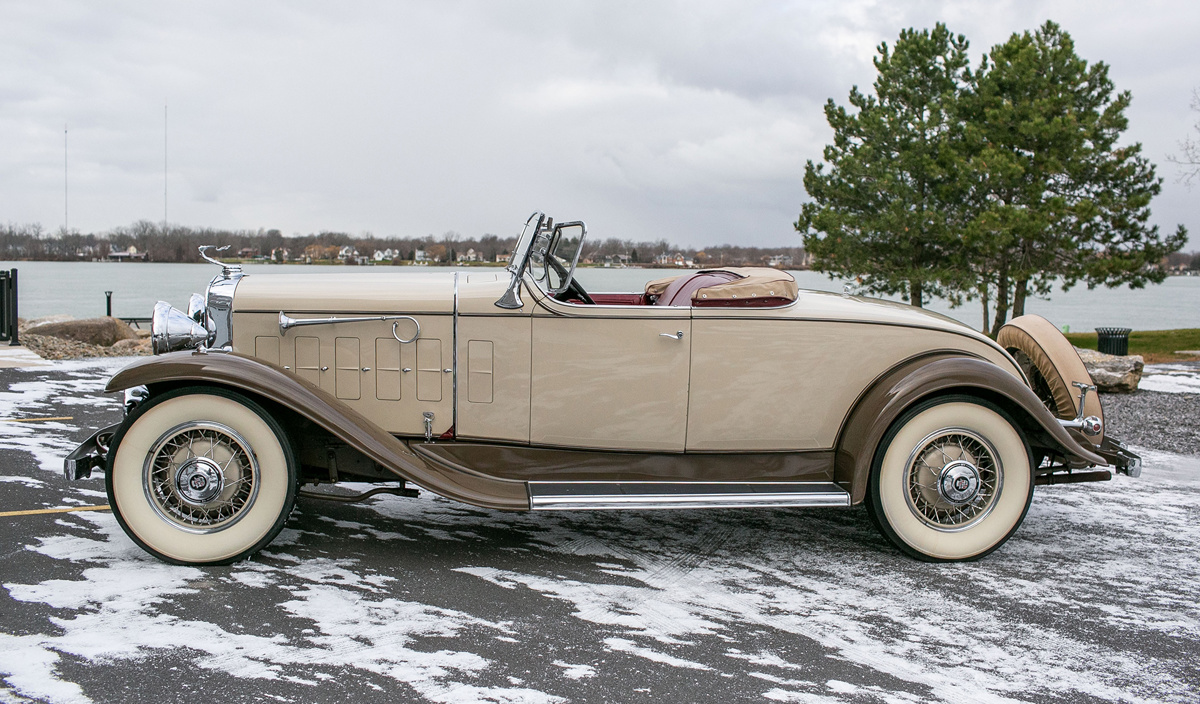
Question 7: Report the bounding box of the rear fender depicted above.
[835,353,1107,504]
[106,352,528,510]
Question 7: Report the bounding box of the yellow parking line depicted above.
[0,417,74,423]
[0,505,111,517]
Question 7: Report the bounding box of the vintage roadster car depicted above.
[65,212,1140,564]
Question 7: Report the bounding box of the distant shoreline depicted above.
[0,258,811,271]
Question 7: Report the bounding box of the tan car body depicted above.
[106,269,1105,510]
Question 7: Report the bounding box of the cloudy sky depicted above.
[1,0,1196,248]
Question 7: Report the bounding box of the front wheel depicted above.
[867,396,1033,561]
[106,387,298,565]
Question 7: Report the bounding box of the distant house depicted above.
[495,252,510,264]
[108,245,147,262]
[337,246,358,261]
[414,249,429,262]
[456,248,481,263]
[372,248,397,262]
[767,254,793,268]
[271,247,290,263]
[604,253,631,268]
[654,251,693,267]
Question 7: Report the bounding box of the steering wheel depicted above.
[547,255,594,305]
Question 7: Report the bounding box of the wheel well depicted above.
[136,381,393,483]
[887,386,1054,460]
[142,380,310,440]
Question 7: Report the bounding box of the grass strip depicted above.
[1064,328,1200,363]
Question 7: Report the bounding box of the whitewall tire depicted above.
[105,387,297,565]
[868,396,1033,561]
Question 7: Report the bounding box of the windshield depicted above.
[507,212,587,297]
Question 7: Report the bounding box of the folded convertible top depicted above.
[645,267,799,307]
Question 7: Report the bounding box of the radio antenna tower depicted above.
[64,123,69,232]
[163,103,168,235]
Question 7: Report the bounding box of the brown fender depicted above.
[106,351,529,511]
[834,353,1107,504]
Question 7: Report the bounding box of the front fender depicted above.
[835,353,1107,504]
[106,352,529,511]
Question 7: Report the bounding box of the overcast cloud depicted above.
[1,0,1196,247]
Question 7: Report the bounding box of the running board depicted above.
[527,481,850,510]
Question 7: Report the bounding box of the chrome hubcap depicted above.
[143,421,259,533]
[904,429,1002,531]
[937,461,981,504]
[175,457,225,504]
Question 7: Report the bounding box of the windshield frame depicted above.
[496,211,589,308]
[505,211,546,278]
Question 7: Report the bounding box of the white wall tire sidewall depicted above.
[110,393,291,564]
[878,401,1031,561]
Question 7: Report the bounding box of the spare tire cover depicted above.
[997,314,1104,443]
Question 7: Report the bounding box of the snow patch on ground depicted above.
[1140,363,1200,393]
[551,661,596,680]
[0,360,125,477]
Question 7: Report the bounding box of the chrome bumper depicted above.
[1096,436,1142,478]
[62,422,121,481]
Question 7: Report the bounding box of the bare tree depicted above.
[1168,88,1200,187]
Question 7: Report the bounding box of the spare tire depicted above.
[997,315,1103,444]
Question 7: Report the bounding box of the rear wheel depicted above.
[106,387,297,565]
[868,396,1033,561]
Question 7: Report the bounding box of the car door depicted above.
[529,293,691,452]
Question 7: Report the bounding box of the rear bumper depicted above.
[1096,436,1142,478]
[63,422,121,481]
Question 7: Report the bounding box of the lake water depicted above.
[4,259,1198,332]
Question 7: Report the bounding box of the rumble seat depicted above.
[646,268,799,307]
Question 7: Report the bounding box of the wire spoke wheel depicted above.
[904,429,1001,531]
[144,422,260,533]
[107,387,297,565]
[869,396,1033,561]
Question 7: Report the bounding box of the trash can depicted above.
[1095,327,1132,356]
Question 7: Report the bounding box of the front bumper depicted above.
[63,422,121,481]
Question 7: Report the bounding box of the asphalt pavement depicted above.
[2,358,1198,704]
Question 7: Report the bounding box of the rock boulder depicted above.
[1075,347,1144,394]
[27,317,138,347]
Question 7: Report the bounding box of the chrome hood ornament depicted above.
[198,245,242,277]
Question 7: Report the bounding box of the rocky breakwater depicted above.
[1075,347,1144,393]
[19,316,152,359]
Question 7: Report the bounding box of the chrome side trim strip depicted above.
[528,481,850,510]
[452,271,459,434]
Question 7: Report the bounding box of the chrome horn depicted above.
[152,301,212,354]
[278,312,421,342]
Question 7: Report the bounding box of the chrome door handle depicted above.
[659,331,684,340]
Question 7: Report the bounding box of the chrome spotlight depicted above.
[187,292,207,324]
[151,301,211,354]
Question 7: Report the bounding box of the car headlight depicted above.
[151,300,211,354]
